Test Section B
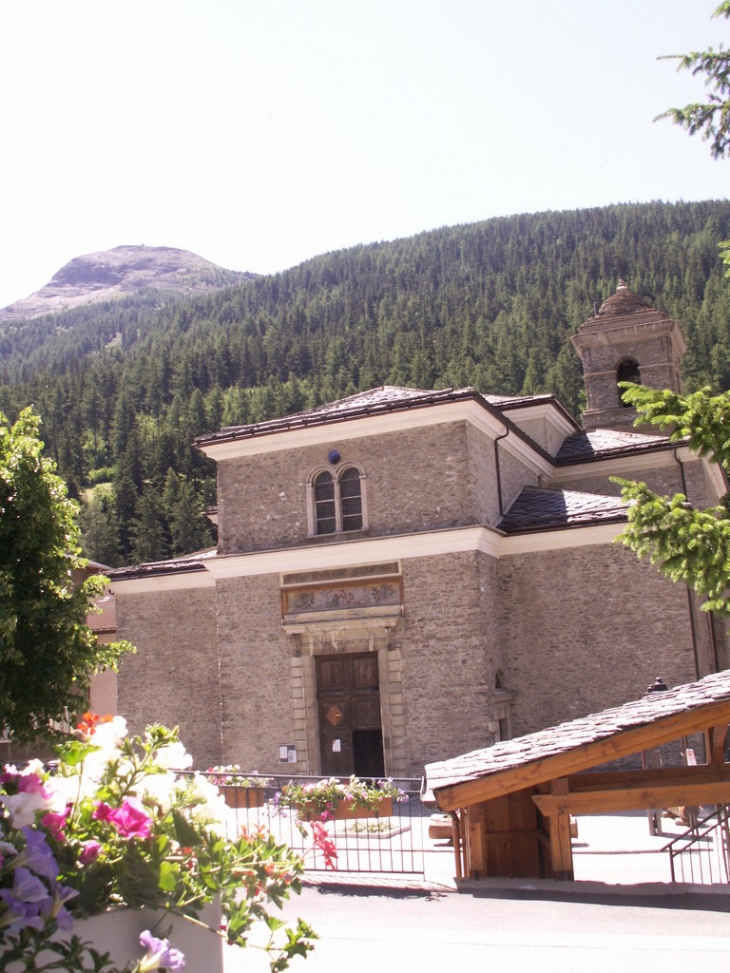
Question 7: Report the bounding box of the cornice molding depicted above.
[110,569,216,596]
[551,443,691,484]
[199,398,555,478]
[110,520,626,594]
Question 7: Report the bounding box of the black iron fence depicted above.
[199,774,429,876]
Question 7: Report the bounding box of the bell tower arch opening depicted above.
[571,280,686,432]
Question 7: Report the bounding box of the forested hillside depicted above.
[1,199,729,567]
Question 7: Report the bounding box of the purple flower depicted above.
[18,827,59,882]
[138,929,186,971]
[9,866,49,903]
[41,881,78,931]
[0,866,51,932]
[0,890,46,932]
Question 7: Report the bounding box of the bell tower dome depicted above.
[570,280,686,431]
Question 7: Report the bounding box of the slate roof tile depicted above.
[424,670,730,793]
[557,427,671,464]
[498,486,627,533]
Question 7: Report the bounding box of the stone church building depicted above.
[108,282,728,777]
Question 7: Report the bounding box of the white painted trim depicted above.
[199,399,555,478]
[203,527,502,578]
[110,569,215,595]
[499,402,578,438]
[705,456,728,500]
[550,444,690,484]
[499,521,625,556]
[552,447,727,504]
[110,519,628,593]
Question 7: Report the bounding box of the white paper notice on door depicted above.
[332,739,341,752]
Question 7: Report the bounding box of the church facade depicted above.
[108,283,728,776]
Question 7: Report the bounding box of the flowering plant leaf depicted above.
[0,714,315,972]
[170,809,203,848]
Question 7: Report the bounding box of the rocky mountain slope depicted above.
[0,245,255,322]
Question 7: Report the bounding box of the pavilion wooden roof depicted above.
[425,670,730,814]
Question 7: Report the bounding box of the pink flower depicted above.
[79,840,102,864]
[310,821,337,870]
[92,798,152,839]
[41,809,69,841]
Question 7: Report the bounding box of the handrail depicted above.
[663,805,730,884]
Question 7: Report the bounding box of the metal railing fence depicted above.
[664,805,730,885]
[196,773,429,876]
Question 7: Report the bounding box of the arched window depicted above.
[617,358,641,407]
[309,464,367,536]
[339,467,363,532]
[314,471,336,534]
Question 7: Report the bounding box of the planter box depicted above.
[301,797,393,821]
[39,900,223,973]
[222,785,267,809]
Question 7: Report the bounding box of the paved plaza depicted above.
[225,810,730,973]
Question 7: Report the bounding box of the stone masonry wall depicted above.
[399,551,500,774]
[465,422,498,525]
[498,542,702,738]
[214,573,293,772]
[497,444,539,522]
[115,587,221,767]
[217,422,482,553]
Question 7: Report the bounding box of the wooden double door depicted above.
[316,652,385,779]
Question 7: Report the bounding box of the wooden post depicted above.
[547,778,574,880]
[451,812,463,881]
[465,806,486,878]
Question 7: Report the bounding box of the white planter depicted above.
[35,900,223,973]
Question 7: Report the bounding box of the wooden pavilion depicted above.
[424,670,730,881]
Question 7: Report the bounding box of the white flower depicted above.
[154,742,193,771]
[184,774,227,832]
[0,789,54,828]
[91,716,127,750]
[136,770,178,812]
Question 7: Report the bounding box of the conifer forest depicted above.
[1,200,730,567]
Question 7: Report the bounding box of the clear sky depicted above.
[1,0,728,311]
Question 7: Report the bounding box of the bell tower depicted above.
[571,280,686,431]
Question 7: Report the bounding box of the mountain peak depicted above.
[0,245,255,321]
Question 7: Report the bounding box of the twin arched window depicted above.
[310,464,366,536]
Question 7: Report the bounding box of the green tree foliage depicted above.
[613,384,730,614]
[0,409,133,742]
[656,2,730,159]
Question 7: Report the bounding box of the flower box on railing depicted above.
[300,796,393,821]
[221,785,267,809]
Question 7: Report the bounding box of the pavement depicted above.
[299,809,729,895]
[222,811,730,973]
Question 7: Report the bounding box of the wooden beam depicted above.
[706,724,728,765]
[533,780,730,816]
[567,764,730,791]
[434,698,730,811]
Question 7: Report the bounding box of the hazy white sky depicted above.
[0,0,728,311]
